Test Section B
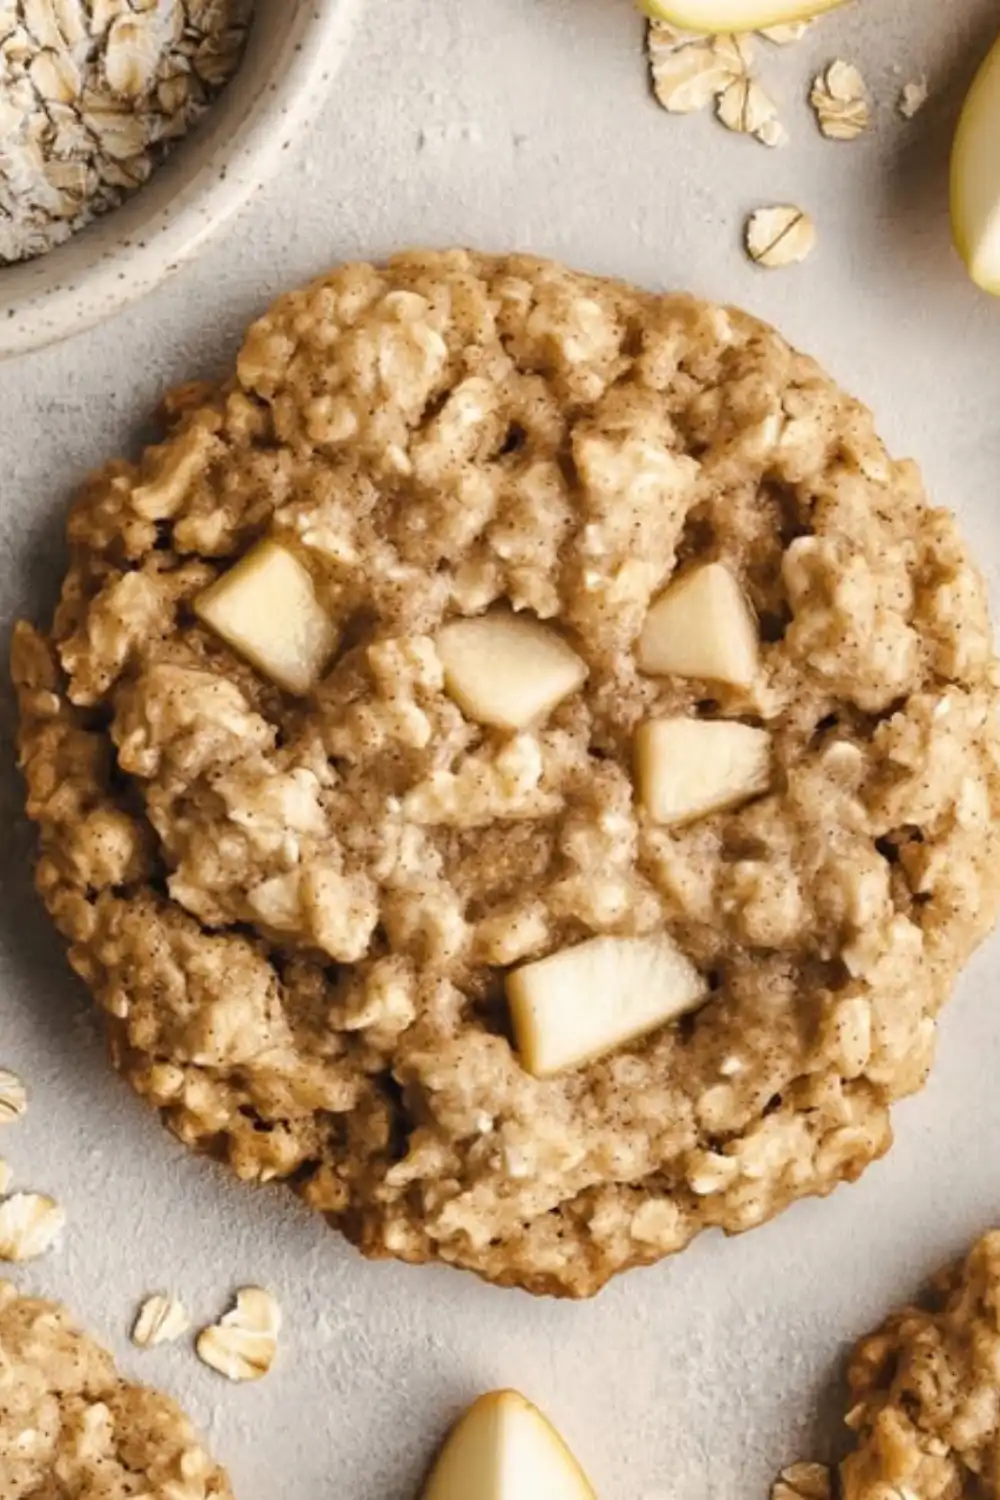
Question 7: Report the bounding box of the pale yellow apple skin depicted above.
[423,1390,597,1500]
[638,0,845,33]
[951,33,1000,296]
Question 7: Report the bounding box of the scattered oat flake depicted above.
[196,1286,280,1382]
[771,1462,832,1500]
[716,75,786,146]
[0,1071,27,1125]
[648,22,747,115]
[758,20,813,44]
[0,1193,65,1261]
[132,1292,190,1348]
[745,205,816,268]
[899,78,928,118]
[810,60,870,140]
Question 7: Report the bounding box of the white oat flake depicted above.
[0,1192,65,1261]
[716,74,787,147]
[810,59,870,141]
[196,1286,281,1382]
[0,1070,27,1124]
[647,23,747,115]
[648,23,787,146]
[745,205,816,269]
[132,1292,191,1348]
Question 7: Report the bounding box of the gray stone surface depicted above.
[3,3,1000,1497]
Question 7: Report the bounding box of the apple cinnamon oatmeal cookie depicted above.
[12,250,1000,1297]
[779,1231,1000,1500]
[0,1280,231,1500]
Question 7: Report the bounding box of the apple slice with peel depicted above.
[424,1391,596,1500]
[195,538,338,695]
[637,717,771,827]
[952,32,1000,294]
[507,934,706,1078]
[436,611,587,730]
[638,0,845,31]
[637,562,759,688]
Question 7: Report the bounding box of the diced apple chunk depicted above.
[436,611,587,730]
[636,717,771,827]
[194,539,338,696]
[424,1390,597,1500]
[507,934,706,1078]
[637,563,759,688]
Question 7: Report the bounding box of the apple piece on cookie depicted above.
[194,538,338,696]
[507,934,706,1078]
[436,611,587,730]
[637,563,759,688]
[637,717,771,827]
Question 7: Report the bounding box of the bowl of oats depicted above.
[0,0,361,360]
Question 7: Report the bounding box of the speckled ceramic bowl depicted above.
[0,0,361,361]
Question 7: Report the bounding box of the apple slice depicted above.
[638,0,845,31]
[424,1391,596,1500]
[436,611,587,730]
[194,538,338,696]
[952,32,1000,294]
[637,562,759,688]
[507,934,706,1078]
[637,717,771,827]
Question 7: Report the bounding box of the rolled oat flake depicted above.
[0,0,253,266]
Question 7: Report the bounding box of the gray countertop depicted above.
[3,3,1000,1497]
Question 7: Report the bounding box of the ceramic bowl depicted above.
[0,0,361,361]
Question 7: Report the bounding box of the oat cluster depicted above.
[648,23,787,147]
[0,0,253,265]
[13,251,1000,1296]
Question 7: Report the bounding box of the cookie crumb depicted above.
[899,78,929,118]
[196,1287,281,1382]
[771,1462,832,1500]
[0,1070,27,1125]
[0,1192,65,1261]
[810,60,870,140]
[745,205,816,268]
[132,1292,191,1348]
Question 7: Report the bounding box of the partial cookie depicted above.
[782,1231,1000,1500]
[12,250,1000,1296]
[0,1280,231,1499]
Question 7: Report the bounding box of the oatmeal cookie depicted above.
[12,251,1000,1297]
[0,1280,231,1499]
[784,1232,1000,1500]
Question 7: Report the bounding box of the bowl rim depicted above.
[0,0,363,363]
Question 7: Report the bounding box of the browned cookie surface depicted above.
[0,1281,231,1500]
[13,250,1000,1295]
